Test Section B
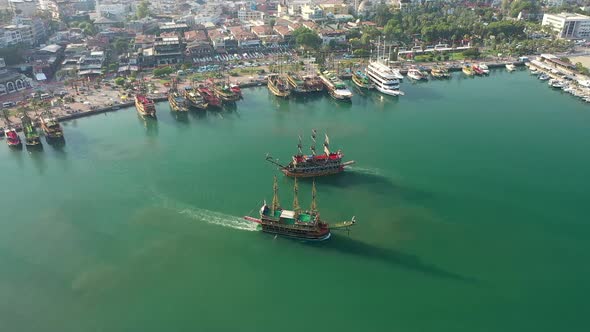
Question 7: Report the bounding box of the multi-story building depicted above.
[153,36,184,65]
[542,13,590,39]
[96,3,129,19]
[0,58,31,95]
[237,7,265,22]
[319,29,346,45]
[184,29,213,56]
[318,0,348,15]
[8,0,37,17]
[0,24,34,46]
[301,4,323,20]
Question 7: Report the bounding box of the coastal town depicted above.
[2,0,590,144]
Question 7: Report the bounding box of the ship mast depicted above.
[297,134,303,155]
[323,133,330,155]
[310,129,317,155]
[271,175,280,215]
[310,178,317,213]
[293,177,300,215]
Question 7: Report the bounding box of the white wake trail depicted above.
[178,207,258,232]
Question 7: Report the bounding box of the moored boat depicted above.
[430,65,450,78]
[39,111,64,139]
[198,86,222,108]
[286,72,306,93]
[506,64,516,72]
[319,71,353,100]
[462,64,474,76]
[366,61,404,96]
[229,83,242,98]
[214,83,241,103]
[135,94,156,117]
[243,176,355,241]
[472,64,484,75]
[352,69,373,89]
[183,87,208,111]
[168,91,190,112]
[539,74,550,81]
[478,63,490,74]
[266,129,355,177]
[407,67,426,80]
[20,114,41,146]
[268,74,291,98]
[4,128,21,147]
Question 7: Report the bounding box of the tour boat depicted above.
[134,94,156,117]
[183,87,208,111]
[20,114,41,146]
[462,65,474,76]
[352,69,374,89]
[407,67,426,80]
[319,71,353,100]
[39,111,64,139]
[365,61,404,96]
[168,90,190,112]
[506,64,516,72]
[266,129,355,178]
[267,74,291,98]
[229,83,242,98]
[243,176,355,241]
[214,84,241,103]
[198,86,222,108]
[4,128,21,147]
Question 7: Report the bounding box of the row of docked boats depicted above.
[462,63,491,76]
[4,111,64,148]
[527,61,590,102]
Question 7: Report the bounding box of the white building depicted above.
[301,4,323,20]
[237,8,265,22]
[97,3,129,18]
[542,13,590,39]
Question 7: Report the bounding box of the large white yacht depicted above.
[366,60,404,96]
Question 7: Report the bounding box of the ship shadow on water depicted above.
[312,234,477,283]
[310,171,432,202]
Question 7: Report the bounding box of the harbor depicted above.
[1,70,589,331]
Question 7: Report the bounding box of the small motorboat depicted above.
[539,74,550,81]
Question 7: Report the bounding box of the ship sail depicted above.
[311,129,317,155]
[324,133,330,155]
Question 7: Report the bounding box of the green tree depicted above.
[114,77,126,86]
[292,27,322,51]
[374,4,393,27]
[136,0,150,19]
[153,66,174,77]
[462,48,481,59]
[113,38,130,54]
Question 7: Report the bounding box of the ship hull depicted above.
[261,226,331,241]
[281,167,344,178]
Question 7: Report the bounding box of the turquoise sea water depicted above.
[1,70,589,331]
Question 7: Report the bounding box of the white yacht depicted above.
[407,67,426,81]
[506,64,516,72]
[366,60,404,96]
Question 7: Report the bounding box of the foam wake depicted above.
[178,207,258,232]
[348,166,382,176]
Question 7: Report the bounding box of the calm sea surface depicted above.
[1,70,589,331]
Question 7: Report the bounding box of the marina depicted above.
[1,70,589,331]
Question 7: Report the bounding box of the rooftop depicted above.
[39,44,62,53]
[547,12,590,20]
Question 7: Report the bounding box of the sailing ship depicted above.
[229,83,242,98]
[267,73,291,97]
[213,83,241,103]
[266,130,355,178]
[4,128,21,147]
[243,176,355,241]
[352,69,374,89]
[430,65,450,78]
[319,71,353,101]
[168,80,189,112]
[134,77,156,117]
[39,111,64,139]
[20,114,41,146]
[198,86,222,108]
[183,86,208,111]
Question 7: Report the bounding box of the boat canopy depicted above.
[280,210,296,219]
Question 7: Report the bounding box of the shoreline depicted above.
[1,62,525,134]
